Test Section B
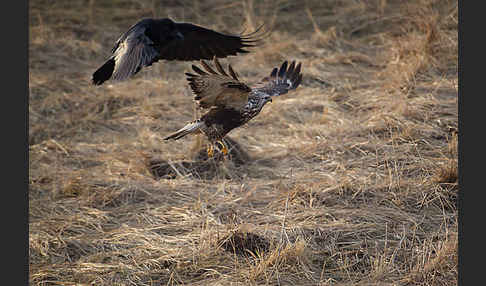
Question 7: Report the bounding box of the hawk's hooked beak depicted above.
[266,97,273,103]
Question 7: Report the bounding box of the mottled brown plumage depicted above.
[164,57,303,157]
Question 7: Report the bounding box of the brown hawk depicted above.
[92,18,266,85]
[164,57,303,157]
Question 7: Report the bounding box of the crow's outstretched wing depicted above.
[185,57,251,110]
[253,61,303,97]
[158,22,266,61]
[110,21,159,81]
[92,19,162,85]
[92,18,267,85]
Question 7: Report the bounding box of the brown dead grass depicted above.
[29,0,457,285]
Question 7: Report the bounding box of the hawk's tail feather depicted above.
[164,121,203,141]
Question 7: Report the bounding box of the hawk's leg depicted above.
[207,143,215,158]
[216,140,228,156]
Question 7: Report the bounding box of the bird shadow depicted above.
[147,137,260,180]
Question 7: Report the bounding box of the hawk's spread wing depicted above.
[186,57,251,110]
[253,61,303,97]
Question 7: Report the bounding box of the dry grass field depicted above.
[29,0,458,285]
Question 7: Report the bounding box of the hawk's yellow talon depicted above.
[217,141,228,156]
[207,144,214,157]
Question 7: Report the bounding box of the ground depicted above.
[29,0,458,285]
